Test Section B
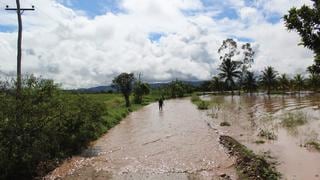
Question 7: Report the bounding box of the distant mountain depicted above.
[73,80,208,93]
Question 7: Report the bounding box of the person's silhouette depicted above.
[158,97,164,111]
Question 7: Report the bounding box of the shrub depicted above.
[0,76,106,179]
[281,111,307,128]
[197,100,210,110]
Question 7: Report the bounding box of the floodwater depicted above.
[203,94,320,180]
[46,99,237,180]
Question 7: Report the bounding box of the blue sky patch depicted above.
[59,0,123,18]
[149,32,165,43]
[0,25,17,32]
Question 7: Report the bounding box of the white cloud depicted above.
[0,0,315,88]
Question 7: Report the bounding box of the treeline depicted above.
[199,66,320,95]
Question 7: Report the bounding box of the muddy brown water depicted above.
[203,94,320,180]
[46,98,237,180]
[47,95,320,180]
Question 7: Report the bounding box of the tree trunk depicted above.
[124,94,130,107]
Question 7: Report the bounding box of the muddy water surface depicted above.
[204,94,320,180]
[47,99,237,180]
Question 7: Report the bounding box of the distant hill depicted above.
[72,80,208,93]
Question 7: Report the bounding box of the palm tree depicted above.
[211,76,224,92]
[293,74,304,94]
[243,71,257,94]
[278,74,290,94]
[308,73,320,92]
[219,59,241,95]
[260,66,278,95]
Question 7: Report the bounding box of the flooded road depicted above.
[46,99,237,180]
[204,94,320,180]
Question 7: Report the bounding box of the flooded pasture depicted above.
[204,94,320,180]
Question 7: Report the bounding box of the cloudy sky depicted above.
[0,0,315,88]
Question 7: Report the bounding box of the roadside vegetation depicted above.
[0,75,162,180]
[220,135,281,180]
[191,93,210,110]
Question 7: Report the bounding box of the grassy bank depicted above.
[79,93,160,134]
[191,93,210,110]
[220,135,281,180]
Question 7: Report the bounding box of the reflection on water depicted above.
[206,94,320,180]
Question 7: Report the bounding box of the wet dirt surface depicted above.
[203,94,320,180]
[46,99,237,180]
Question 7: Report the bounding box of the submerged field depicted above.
[202,94,320,179]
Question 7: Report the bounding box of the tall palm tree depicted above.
[243,71,257,94]
[278,74,290,94]
[219,58,241,95]
[260,66,278,95]
[293,74,304,94]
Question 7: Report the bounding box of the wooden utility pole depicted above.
[5,0,35,98]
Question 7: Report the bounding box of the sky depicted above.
[0,0,315,88]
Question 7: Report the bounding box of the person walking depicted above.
[158,97,164,111]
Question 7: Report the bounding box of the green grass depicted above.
[258,129,277,140]
[281,111,308,128]
[78,93,160,134]
[220,135,281,180]
[305,141,320,151]
[191,93,210,110]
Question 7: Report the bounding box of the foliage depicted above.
[112,73,135,107]
[278,74,290,93]
[190,93,209,110]
[305,141,320,151]
[133,80,150,104]
[211,76,225,92]
[166,79,192,98]
[284,1,320,79]
[218,58,241,95]
[0,77,107,179]
[258,129,277,140]
[220,135,281,180]
[243,71,258,93]
[281,111,308,128]
[284,1,320,55]
[293,74,304,92]
[260,66,278,95]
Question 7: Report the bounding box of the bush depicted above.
[0,76,107,179]
[197,100,210,110]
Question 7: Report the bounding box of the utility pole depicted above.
[5,0,35,99]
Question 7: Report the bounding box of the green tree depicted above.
[167,80,187,98]
[218,58,241,95]
[284,1,320,74]
[278,74,290,94]
[112,73,135,107]
[211,76,224,92]
[243,71,257,94]
[293,74,304,94]
[308,73,320,91]
[133,81,150,104]
[260,66,278,95]
[238,43,255,94]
